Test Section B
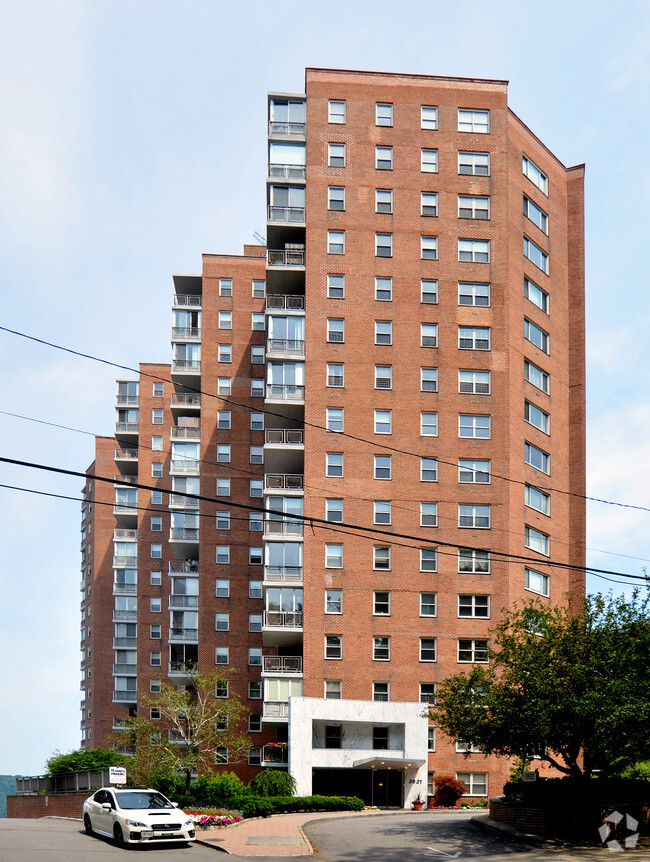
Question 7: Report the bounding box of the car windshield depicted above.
[115,791,174,810]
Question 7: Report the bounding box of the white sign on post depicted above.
[109,766,127,785]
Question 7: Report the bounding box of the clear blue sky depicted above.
[1,0,648,776]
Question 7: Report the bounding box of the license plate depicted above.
[141,830,154,838]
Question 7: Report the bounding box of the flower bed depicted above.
[186,807,243,829]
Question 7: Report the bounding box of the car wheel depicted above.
[83,814,93,835]
[113,823,125,847]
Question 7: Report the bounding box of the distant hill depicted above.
[0,776,20,818]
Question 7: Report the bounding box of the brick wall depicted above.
[7,793,87,819]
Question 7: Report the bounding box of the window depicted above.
[458,109,490,133]
[458,238,490,262]
[420,682,437,704]
[249,614,262,632]
[421,236,438,260]
[458,459,491,484]
[374,500,391,524]
[251,345,264,365]
[459,595,490,618]
[325,635,342,659]
[218,277,233,297]
[251,412,264,431]
[375,188,393,213]
[374,454,392,480]
[458,195,490,219]
[421,105,438,129]
[327,230,345,255]
[525,442,550,474]
[328,186,345,211]
[459,504,491,529]
[376,102,393,126]
[522,154,548,195]
[326,407,344,433]
[326,544,343,568]
[417,282,438,308]
[251,313,265,332]
[216,613,229,631]
[421,192,438,217]
[525,401,550,434]
[420,503,438,527]
[325,680,342,699]
[249,512,263,532]
[374,409,392,434]
[150,517,162,532]
[248,681,262,699]
[151,436,163,451]
[457,772,488,796]
[428,727,436,751]
[216,477,230,497]
[150,679,161,693]
[215,647,229,665]
[216,510,231,531]
[459,326,490,350]
[150,544,162,559]
[328,142,345,167]
[218,311,231,329]
[420,548,437,572]
[152,408,163,425]
[216,545,230,564]
[325,726,342,748]
[459,370,491,394]
[375,277,392,301]
[149,597,161,615]
[459,414,491,438]
[420,412,438,437]
[421,323,438,347]
[458,282,490,306]
[326,589,343,613]
[373,636,390,661]
[523,195,549,234]
[328,100,346,123]
[420,638,437,662]
[327,363,344,387]
[216,579,230,597]
[525,525,550,556]
[525,568,550,596]
[326,452,343,477]
[252,279,265,298]
[150,571,161,585]
[458,639,489,662]
[248,748,261,766]
[375,365,392,389]
[327,318,345,342]
[373,726,390,749]
[153,382,164,397]
[217,377,231,395]
[420,593,437,617]
[373,682,390,701]
[524,319,550,354]
[150,624,161,639]
[249,547,263,565]
[524,276,549,314]
[249,580,262,599]
[375,232,393,257]
[421,148,438,173]
[326,498,343,523]
[217,444,231,462]
[524,236,549,274]
[250,445,263,464]
[327,273,345,298]
[459,548,490,574]
[248,648,262,666]
[376,146,393,170]
[250,479,263,497]
[421,458,438,482]
[373,546,391,571]
[374,591,391,615]
[375,320,393,345]
[217,411,231,429]
[421,367,438,392]
[458,151,490,176]
[525,484,550,515]
[524,359,550,393]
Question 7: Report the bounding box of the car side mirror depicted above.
[101,803,112,811]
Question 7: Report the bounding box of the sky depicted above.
[1,0,649,777]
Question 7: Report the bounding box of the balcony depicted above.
[265,429,304,446]
[112,690,137,703]
[267,206,305,224]
[169,595,199,609]
[266,295,305,311]
[113,503,138,518]
[112,637,137,648]
[170,528,199,542]
[168,661,197,676]
[171,426,200,440]
[262,701,289,721]
[112,610,137,622]
[114,529,137,540]
[113,582,137,595]
[170,459,200,475]
[265,473,303,491]
[113,474,138,484]
[116,394,139,407]
[263,656,302,674]
[268,163,306,181]
[262,744,289,765]
[115,422,139,435]
[173,294,202,308]
[264,566,303,584]
[171,359,201,375]
[114,448,138,465]
[171,393,201,409]
[263,611,303,629]
[264,520,303,537]
[265,384,304,402]
[169,560,199,574]
[79,679,85,690]
[113,663,137,675]
[267,338,305,358]
[267,249,305,268]
[172,326,201,341]
[168,628,198,642]
[169,493,199,509]
[268,120,305,138]
[112,718,130,731]
[112,556,137,568]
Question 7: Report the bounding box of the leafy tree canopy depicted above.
[431,592,650,779]
[46,748,128,775]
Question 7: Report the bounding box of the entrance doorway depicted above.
[371,769,402,808]
[312,768,403,808]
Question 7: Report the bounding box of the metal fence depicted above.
[16,769,115,795]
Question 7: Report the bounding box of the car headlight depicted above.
[125,819,147,828]
[183,819,193,827]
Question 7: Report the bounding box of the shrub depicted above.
[194,772,246,807]
[433,775,468,808]
[248,769,296,798]
[185,807,242,828]
[621,761,650,782]
[46,748,129,776]
[240,795,363,817]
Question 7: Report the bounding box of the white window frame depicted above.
[420,457,438,482]
[328,230,345,255]
[375,232,393,257]
[458,595,490,619]
[458,459,491,484]
[421,367,438,392]
[525,525,550,556]
[218,277,232,296]
[375,364,392,389]
[373,591,391,615]
[458,195,490,220]
[524,319,550,354]
[326,452,343,477]
[375,188,393,214]
[420,412,438,437]
[523,195,549,234]
[458,151,490,176]
[376,102,393,126]
[458,238,490,263]
[459,414,491,439]
[327,273,345,298]
[215,647,229,665]
[325,543,343,568]
[458,282,490,307]
[421,279,438,304]
[375,320,393,345]
[420,638,437,662]
[218,310,232,329]
[524,359,550,393]
[325,635,342,659]
[524,236,549,274]
[327,318,345,342]
[458,638,489,663]
[459,370,491,395]
[522,154,548,195]
[374,455,392,480]
[525,401,550,434]
[525,567,550,596]
[327,362,344,387]
[421,105,438,129]
[420,593,437,617]
[524,277,549,314]
[375,145,393,170]
[373,546,391,571]
[421,323,438,347]
[525,484,550,516]
[375,276,392,301]
[525,442,550,474]
[328,100,346,124]
[459,326,490,350]
[328,185,345,211]
[421,235,438,260]
[325,588,343,614]
[328,142,345,167]
[373,636,391,661]
[374,500,391,524]
[421,148,438,173]
[420,503,438,527]
[374,409,392,435]
[326,407,344,433]
[458,504,491,529]
[458,548,491,574]
[458,109,490,133]
[421,192,438,217]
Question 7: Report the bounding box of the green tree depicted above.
[118,670,252,791]
[431,592,650,779]
[46,748,128,775]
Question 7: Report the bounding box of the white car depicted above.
[82,787,196,846]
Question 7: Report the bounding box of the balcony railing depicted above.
[112,690,137,703]
[169,628,198,641]
[264,520,304,537]
[116,395,139,406]
[112,637,137,649]
[113,504,138,516]
[266,295,305,310]
[263,611,303,628]
[170,459,200,474]
[169,560,199,574]
[263,656,302,674]
[113,475,138,484]
[173,294,202,307]
[264,566,303,583]
[171,426,200,439]
[169,494,199,509]
[114,529,137,540]
[263,701,290,719]
[267,206,305,223]
[112,556,137,568]
[265,429,304,445]
[113,582,137,595]
[172,359,201,374]
[113,663,137,675]
[268,121,305,137]
[268,163,306,180]
[265,384,305,402]
[267,249,305,268]
[267,338,305,357]
[171,393,201,408]
[169,595,199,609]
[172,326,201,340]
[265,473,303,491]
[115,422,139,434]
[112,718,129,730]
[169,528,199,542]
[262,744,289,765]
[169,661,197,675]
[114,448,139,460]
[112,610,137,622]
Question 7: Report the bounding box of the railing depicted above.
[79,679,85,690]
[169,661,197,675]
[265,384,305,401]
[263,701,290,719]
[268,121,305,137]
[265,473,304,490]
[113,690,137,702]
[264,520,304,537]
[112,610,137,622]
[171,426,200,439]
[114,529,137,540]
[113,475,138,484]
[267,206,305,223]
[114,448,138,460]
[171,393,201,407]
[113,504,137,516]
[267,249,305,267]
[113,663,137,675]
[113,582,137,595]
[112,718,129,730]
[172,359,201,373]
[169,560,199,573]
[16,769,118,795]
[169,595,199,609]
[115,395,139,406]
[169,628,199,641]
[170,460,200,474]
[115,422,139,434]
[173,294,202,307]
[263,611,303,628]
[113,637,137,648]
[268,163,306,180]
[266,294,305,310]
[264,566,303,583]
[112,556,137,568]
[262,744,289,764]
[267,338,305,356]
[172,326,201,340]
[170,528,199,541]
[265,429,304,445]
[169,494,199,509]
[263,656,302,673]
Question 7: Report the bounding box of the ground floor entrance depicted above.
[313,768,403,808]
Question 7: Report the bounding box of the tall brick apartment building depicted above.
[79,68,585,807]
